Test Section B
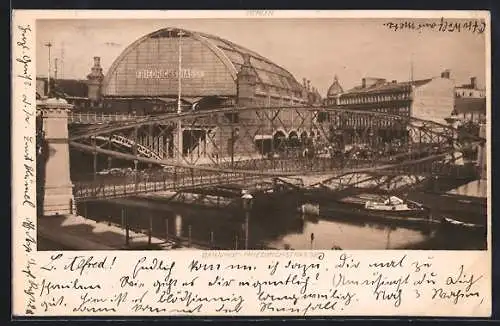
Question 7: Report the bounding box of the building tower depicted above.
[236,53,257,108]
[86,56,105,105]
[326,75,344,105]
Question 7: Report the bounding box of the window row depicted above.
[338,92,411,105]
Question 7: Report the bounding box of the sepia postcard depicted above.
[12,10,491,317]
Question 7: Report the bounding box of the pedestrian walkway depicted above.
[38,214,176,250]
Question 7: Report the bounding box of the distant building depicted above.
[453,97,486,124]
[323,70,455,142]
[455,77,485,98]
[452,76,486,125]
[36,77,90,109]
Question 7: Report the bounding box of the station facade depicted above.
[73,27,322,159]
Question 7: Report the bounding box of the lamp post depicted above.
[241,190,254,250]
[134,159,139,191]
[176,30,186,163]
[44,42,52,96]
[231,128,239,168]
[368,129,375,166]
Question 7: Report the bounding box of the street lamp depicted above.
[177,29,185,115]
[44,42,53,96]
[241,190,254,250]
[133,159,139,191]
[231,127,239,168]
[176,30,186,163]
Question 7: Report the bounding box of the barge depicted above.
[301,193,485,233]
[307,194,438,230]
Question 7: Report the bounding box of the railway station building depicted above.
[101,28,313,111]
[59,27,323,160]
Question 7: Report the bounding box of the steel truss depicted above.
[64,105,484,200]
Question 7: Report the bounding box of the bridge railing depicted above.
[73,168,263,201]
[68,112,144,124]
[71,156,392,201]
[73,152,476,201]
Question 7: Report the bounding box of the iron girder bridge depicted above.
[66,105,485,201]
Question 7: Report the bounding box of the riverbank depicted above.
[37,214,177,250]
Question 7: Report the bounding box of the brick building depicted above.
[455,77,485,98]
[324,70,456,143]
[453,77,486,124]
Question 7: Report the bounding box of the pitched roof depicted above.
[37,77,89,98]
[342,78,432,95]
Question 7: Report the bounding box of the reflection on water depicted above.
[266,216,427,250]
[79,197,432,250]
[175,214,182,238]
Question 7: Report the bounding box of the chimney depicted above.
[93,56,101,67]
[392,80,397,84]
[302,78,307,88]
[307,80,311,91]
[471,77,477,89]
[441,69,450,79]
[362,78,367,88]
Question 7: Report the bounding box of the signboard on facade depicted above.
[136,68,205,80]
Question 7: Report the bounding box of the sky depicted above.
[36,18,487,96]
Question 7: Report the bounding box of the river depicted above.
[74,193,486,251]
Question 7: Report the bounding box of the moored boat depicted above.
[440,216,485,230]
[301,193,434,230]
[363,196,428,216]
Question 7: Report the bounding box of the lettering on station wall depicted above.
[136,68,205,80]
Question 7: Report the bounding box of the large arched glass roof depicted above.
[104,27,304,96]
[194,30,303,92]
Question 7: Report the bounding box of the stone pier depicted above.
[37,98,75,216]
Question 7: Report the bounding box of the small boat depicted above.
[364,196,427,215]
[440,216,485,230]
[311,194,434,230]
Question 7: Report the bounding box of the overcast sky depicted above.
[36,18,487,95]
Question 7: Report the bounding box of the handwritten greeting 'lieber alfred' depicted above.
[12,10,491,318]
[24,251,488,316]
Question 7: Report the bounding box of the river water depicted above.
[77,197,436,250]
